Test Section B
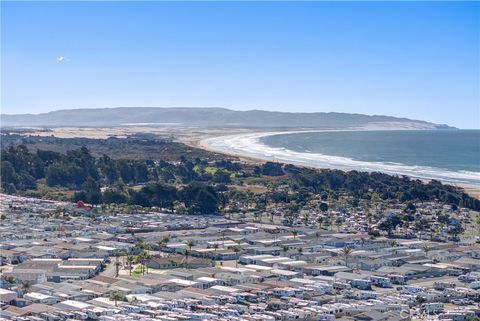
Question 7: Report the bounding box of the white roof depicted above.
[255,239,278,244]
[210,285,240,293]
[271,269,298,276]
[167,243,187,248]
[219,266,256,273]
[89,296,121,307]
[399,240,424,245]
[242,254,274,260]
[281,260,308,266]
[58,299,92,309]
[168,278,198,286]
[423,263,450,269]
[96,245,116,251]
[228,228,245,232]
[196,277,219,283]
[261,257,292,263]
[0,288,16,295]
[58,265,95,269]
[244,264,273,271]
[24,292,52,300]
[126,293,162,302]
[74,237,94,242]
[290,278,318,285]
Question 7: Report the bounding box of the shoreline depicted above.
[189,130,480,199]
[20,126,480,199]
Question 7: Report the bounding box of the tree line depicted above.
[1,144,479,213]
[1,145,222,214]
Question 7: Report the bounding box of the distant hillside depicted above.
[1,107,453,129]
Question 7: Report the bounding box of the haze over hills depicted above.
[1,107,453,129]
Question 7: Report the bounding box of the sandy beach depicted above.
[27,126,480,199]
[194,131,480,199]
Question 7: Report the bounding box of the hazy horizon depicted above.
[2,1,479,128]
[0,106,476,129]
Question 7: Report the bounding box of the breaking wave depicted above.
[202,131,480,187]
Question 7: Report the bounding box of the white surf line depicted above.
[201,130,480,186]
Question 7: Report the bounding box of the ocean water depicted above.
[261,130,480,173]
[204,130,480,186]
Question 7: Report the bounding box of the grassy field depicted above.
[462,211,480,244]
[131,265,143,277]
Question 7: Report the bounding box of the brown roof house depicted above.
[147,255,211,270]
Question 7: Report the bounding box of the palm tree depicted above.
[317,216,323,229]
[292,230,298,240]
[134,237,145,254]
[114,260,122,276]
[297,247,303,256]
[221,231,226,247]
[422,244,432,257]
[403,221,410,237]
[2,276,16,289]
[341,247,353,267]
[118,249,127,266]
[136,252,144,275]
[232,246,241,268]
[280,245,288,256]
[211,243,219,265]
[447,225,463,242]
[109,291,125,307]
[137,251,150,275]
[20,281,32,295]
[324,216,332,231]
[183,248,191,268]
[303,213,310,226]
[144,244,151,255]
[186,239,196,251]
[358,237,366,248]
[334,218,342,232]
[161,235,171,249]
[127,255,136,276]
[114,256,122,278]
[143,252,152,274]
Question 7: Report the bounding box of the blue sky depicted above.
[2,1,479,128]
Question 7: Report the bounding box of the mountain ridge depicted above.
[1,107,455,129]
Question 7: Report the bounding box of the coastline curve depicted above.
[200,130,480,187]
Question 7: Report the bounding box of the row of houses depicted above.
[1,194,479,320]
